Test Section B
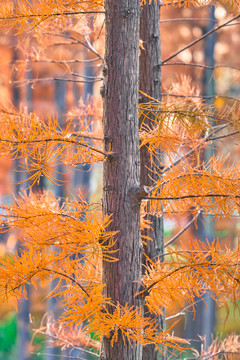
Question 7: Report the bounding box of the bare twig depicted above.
[33,353,89,360]
[42,32,104,61]
[0,11,105,21]
[165,298,204,321]
[152,210,240,217]
[0,137,107,157]
[160,93,240,103]
[11,76,103,85]
[32,332,99,357]
[155,250,220,262]
[160,62,240,73]
[84,34,104,61]
[50,41,79,47]
[43,268,90,297]
[160,18,218,24]
[146,131,210,194]
[164,210,202,248]
[201,351,240,360]
[146,194,240,201]
[143,261,239,296]
[15,58,100,64]
[32,353,78,359]
[161,14,240,64]
[70,72,101,80]
[160,0,186,5]
[145,123,238,195]
[209,130,239,141]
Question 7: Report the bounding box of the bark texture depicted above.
[101,0,142,359]
[139,2,165,360]
[139,1,161,101]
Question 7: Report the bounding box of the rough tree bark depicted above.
[139,2,165,360]
[101,0,142,359]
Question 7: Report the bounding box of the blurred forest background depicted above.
[0,0,239,359]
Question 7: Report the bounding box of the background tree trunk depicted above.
[139,2,165,360]
[16,61,32,360]
[46,79,67,360]
[185,6,216,352]
[101,0,142,359]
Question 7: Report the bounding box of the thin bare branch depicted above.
[32,332,99,357]
[160,18,218,24]
[209,130,239,142]
[84,34,104,61]
[0,11,105,21]
[155,210,240,217]
[32,353,82,359]
[155,250,219,262]
[165,298,204,321]
[160,93,240,103]
[160,0,186,5]
[50,41,79,47]
[71,72,101,80]
[42,32,104,61]
[15,58,100,64]
[145,123,238,195]
[63,133,103,142]
[164,210,201,248]
[146,131,210,195]
[0,137,107,157]
[143,261,240,296]
[161,14,240,64]
[146,194,240,201]
[33,354,88,360]
[43,268,90,297]
[202,351,240,360]
[11,76,103,85]
[160,62,240,73]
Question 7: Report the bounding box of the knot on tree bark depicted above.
[129,185,150,203]
[137,185,150,201]
[121,7,135,18]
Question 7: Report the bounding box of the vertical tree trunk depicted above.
[73,51,92,200]
[139,2,165,360]
[101,0,142,359]
[139,1,161,101]
[185,6,216,352]
[46,79,67,360]
[201,6,216,347]
[16,60,32,360]
[139,0,162,263]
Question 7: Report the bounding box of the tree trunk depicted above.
[46,79,67,360]
[101,0,142,359]
[16,61,32,360]
[186,6,216,352]
[139,0,162,260]
[139,2,165,360]
[139,1,161,101]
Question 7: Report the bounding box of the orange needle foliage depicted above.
[0,107,105,185]
[0,0,105,32]
[147,155,240,217]
[0,94,239,352]
[0,191,116,259]
[139,91,239,165]
[143,240,240,316]
[0,0,222,34]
